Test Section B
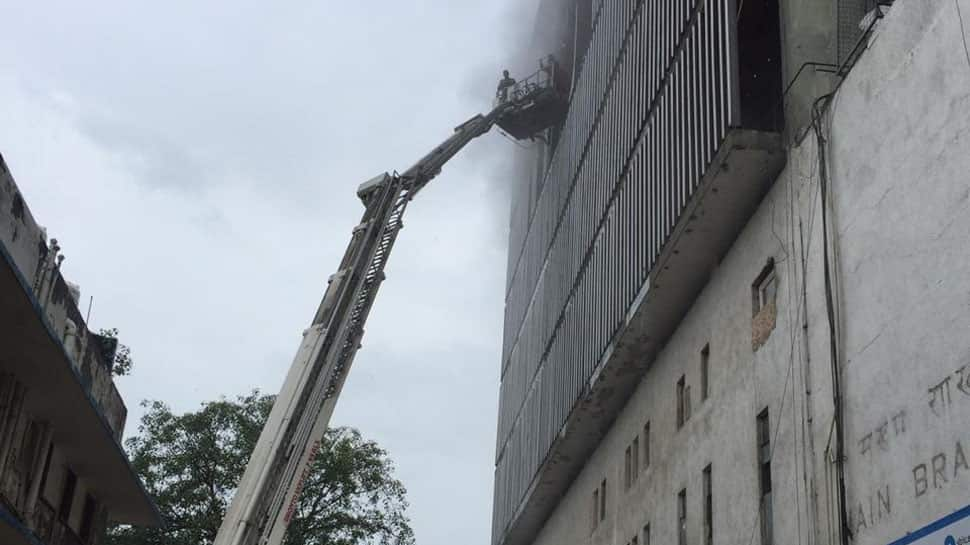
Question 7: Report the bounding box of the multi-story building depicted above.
[493,2,970,545]
[0,155,159,545]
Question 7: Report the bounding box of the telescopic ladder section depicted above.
[214,60,567,545]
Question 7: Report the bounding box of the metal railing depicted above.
[495,56,560,107]
[838,0,894,67]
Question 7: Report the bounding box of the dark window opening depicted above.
[599,479,607,521]
[58,468,77,521]
[701,344,711,401]
[644,422,651,469]
[678,489,688,545]
[632,436,640,484]
[758,409,773,545]
[38,444,54,497]
[625,445,633,490]
[79,494,97,543]
[704,464,713,545]
[737,0,783,130]
[643,523,651,545]
[677,376,691,428]
[752,258,777,316]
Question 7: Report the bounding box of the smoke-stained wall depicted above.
[493,0,773,542]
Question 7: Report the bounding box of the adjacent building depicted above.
[0,155,160,545]
[493,2,970,545]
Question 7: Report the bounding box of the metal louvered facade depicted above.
[493,0,785,544]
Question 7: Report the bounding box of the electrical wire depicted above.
[740,92,829,545]
[742,160,823,545]
[955,0,970,71]
[811,92,851,545]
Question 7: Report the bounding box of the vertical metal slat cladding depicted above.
[493,2,744,542]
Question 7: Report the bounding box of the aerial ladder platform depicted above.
[213,59,567,545]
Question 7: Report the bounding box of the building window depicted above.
[643,421,651,469]
[600,479,607,521]
[79,494,97,542]
[625,445,633,490]
[592,488,599,533]
[632,535,639,545]
[677,376,691,428]
[704,464,713,545]
[58,468,77,521]
[632,436,640,484]
[758,409,773,545]
[643,523,651,545]
[701,344,710,401]
[752,259,778,349]
[752,259,777,315]
[678,488,687,545]
[38,444,54,495]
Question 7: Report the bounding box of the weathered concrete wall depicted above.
[522,1,970,544]
[829,0,970,541]
[0,153,127,439]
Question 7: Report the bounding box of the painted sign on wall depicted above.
[888,506,970,545]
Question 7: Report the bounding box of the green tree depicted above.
[108,393,414,545]
[96,327,134,377]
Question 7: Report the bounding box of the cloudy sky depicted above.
[0,1,539,543]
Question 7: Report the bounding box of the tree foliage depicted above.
[97,327,134,376]
[108,393,414,545]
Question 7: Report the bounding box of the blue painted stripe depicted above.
[887,505,970,545]
[0,504,45,545]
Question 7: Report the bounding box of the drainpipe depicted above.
[799,219,819,545]
[24,422,53,529]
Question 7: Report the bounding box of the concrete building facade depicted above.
[0,155,160,545]
[493,2,970,545]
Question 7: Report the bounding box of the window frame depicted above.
[599,479,607,521]
[752,258,777,316]
[631,435,640,484]
[757,409,773,545]
[678,488,688,545]
[701,343,711,401]
[704,464,713,545]
[58,468,77,522]
[643,422,651,469]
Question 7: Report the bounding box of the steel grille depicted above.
[493,0,744,541]
[838,0,893,66]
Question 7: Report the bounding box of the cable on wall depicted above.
[810,91,851,545]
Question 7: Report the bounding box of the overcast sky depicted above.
[0,2,538,543]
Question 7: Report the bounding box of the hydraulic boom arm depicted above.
[213,101,513,545]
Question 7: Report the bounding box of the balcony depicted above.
[0,155,160,528]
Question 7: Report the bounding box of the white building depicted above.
[493,2,970,545]
[0,155,160,545]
